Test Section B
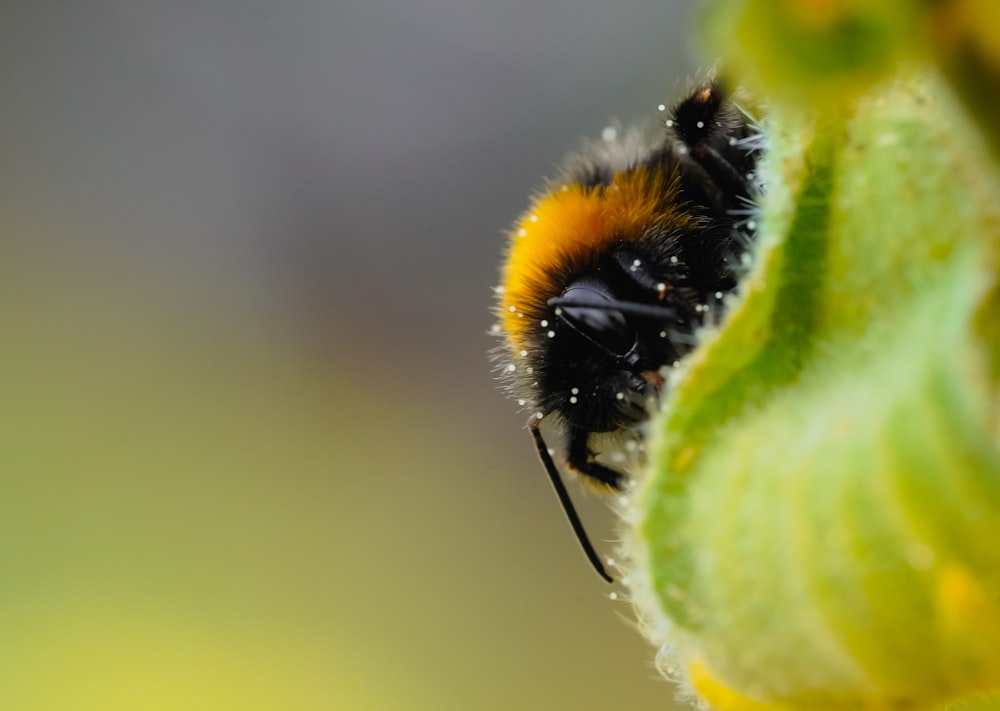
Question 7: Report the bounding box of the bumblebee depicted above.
[493,80,762,582]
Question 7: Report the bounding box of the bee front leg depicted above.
[565,427,626,492]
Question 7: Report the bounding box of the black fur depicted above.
[500,80,762,582]
[538,81,760,445]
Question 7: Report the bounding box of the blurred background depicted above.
[0,2,703,709]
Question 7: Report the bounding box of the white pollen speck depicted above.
[747,219,757,230]
[672,360,680,368]
[729,137,737,146]
[741,253,752,266]
[571,387,579,394]
[537,412,545,420]
[569,396,577,404]
[659,331,667,338]
[516,312,524,318]
[609,592,618,601]
[656,282,665,291]
[624,441,638,453]
[601,125,617,142]
[508,305,516,312]
[546,446,555,455]
[494,285,505,294]
[606,558,616,567]
[715,291,723,299]
[554,307,562,316]
[665,119,674,127]
[547,330,555,338]
[530,214,538,222]
[677,145,688,155]
[616,392,625,400]
[519,349,528,357]
[670,256,679,264]
[517,228,527,237]
[633,259,641,266]
[540,319,548,328]
[506,363,516,372]
[696,120,704,129]
[657,103,666,112]
[517,398,526,406]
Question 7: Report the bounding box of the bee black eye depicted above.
[557,282,636,355]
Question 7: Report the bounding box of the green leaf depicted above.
[627,75,1000,711]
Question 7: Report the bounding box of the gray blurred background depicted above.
[0,1,704,709]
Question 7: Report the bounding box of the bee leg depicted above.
[672,80,758,205]
[565,427,626,491]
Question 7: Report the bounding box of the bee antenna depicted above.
[529,415,614,583]
[547,296,678,321]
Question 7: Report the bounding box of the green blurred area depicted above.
[0,226,678,710]
[0,2,702,707]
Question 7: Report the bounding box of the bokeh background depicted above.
[0,2,703,709]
